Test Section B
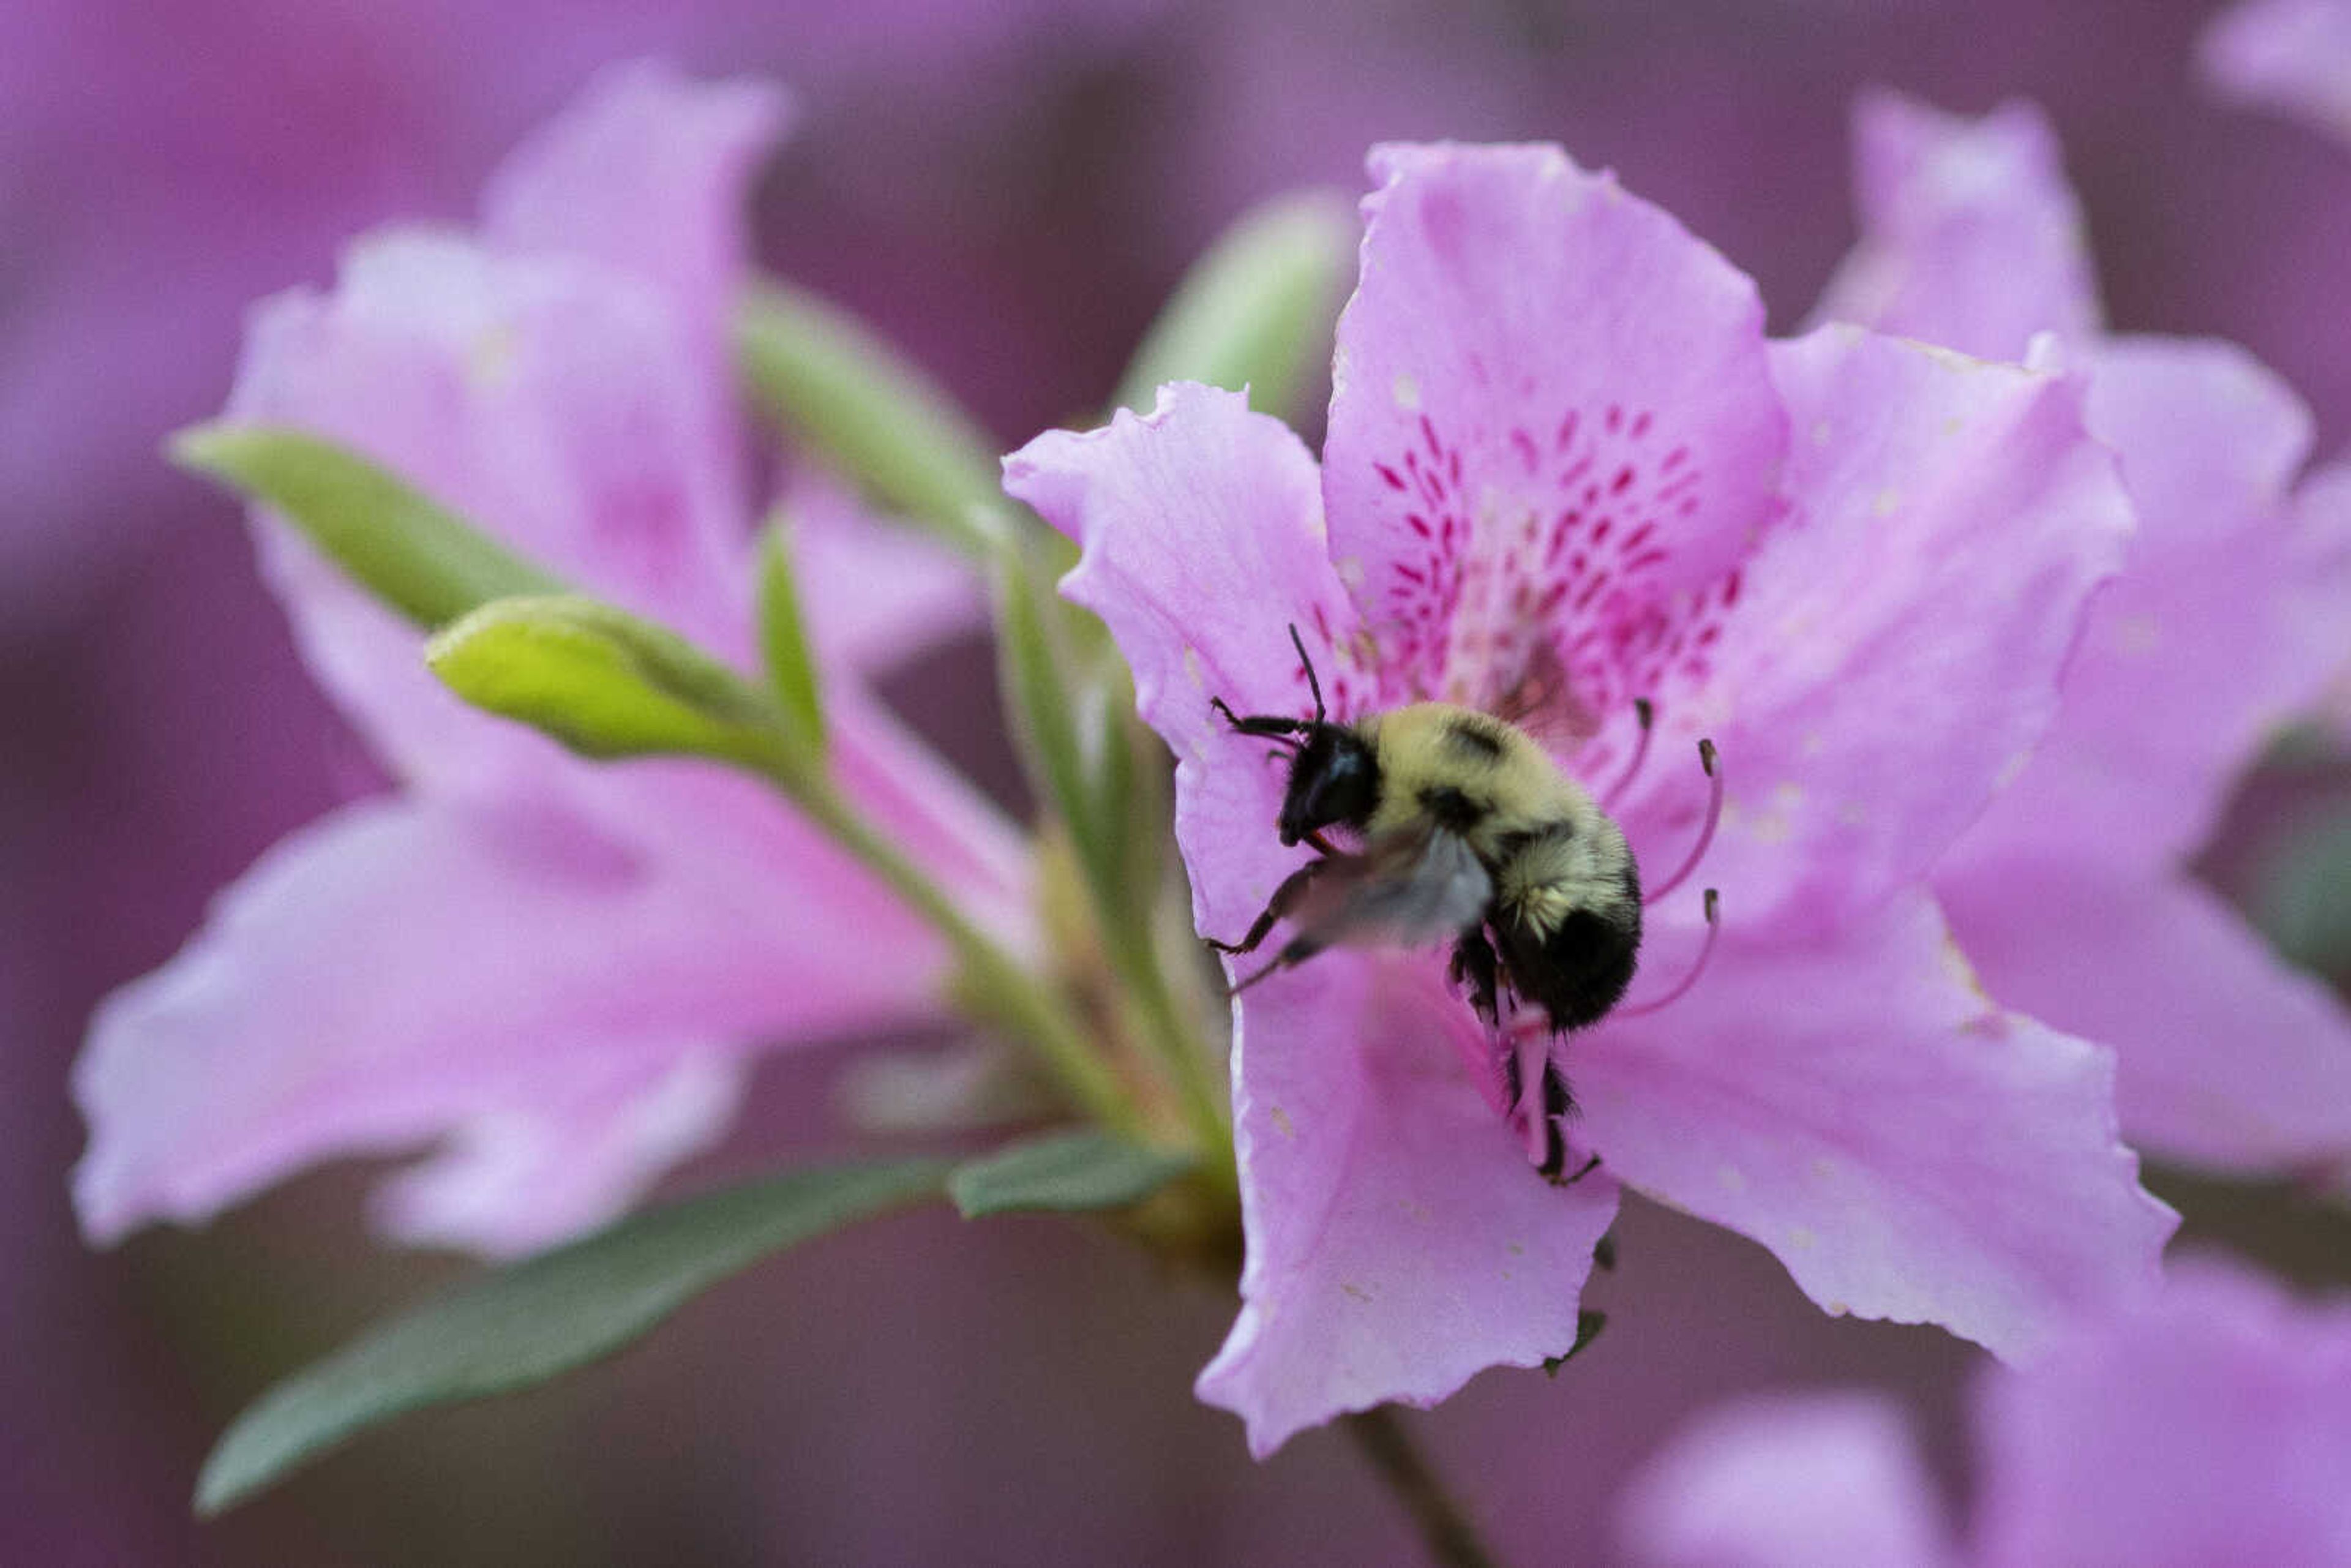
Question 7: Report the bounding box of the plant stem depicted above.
[775,762,1143,1138]
[1342,1406,1505,1568]
[1101,915,1235,1189]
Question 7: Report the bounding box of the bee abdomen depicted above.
[1494,898,1641,1034]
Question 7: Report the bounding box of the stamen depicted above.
[1598,698,1654,809]
[1642,738,1719,906]
[1614,888,1720,1018]
[1510,1032,1552,1168]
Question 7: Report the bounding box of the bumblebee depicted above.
[1209,628,1647,1181]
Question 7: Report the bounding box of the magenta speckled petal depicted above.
[1575,894,2175,1362]
[1195,953,1618,1457]
[1011,141,2175,1454]
[1007,382,1363,940]
[72,790,947,1251]
[1812,90,2099,359]
[1629,326,2131,940]
[1940,860,2351,1179]
[1617,1391,1957,1568]
[1973,1258,2351,1566]
[1324,143,1786,711]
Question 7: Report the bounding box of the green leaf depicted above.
[948,1128,1196,1218]
[994,545,1109,887]
[197,1158,950,1515]
[2252,808,2351,977]
[171,424,561,626]
[755,513,826,755]
[1113,190,1354,422]
[426,594,792,768]
[737,285,1008,558]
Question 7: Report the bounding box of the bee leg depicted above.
[1205,858,1327,958]
[1536,1062,1603,1185]
[1210,698,1309,744]
[1552,1152,1605,1187]
[1449,928,1503,1027]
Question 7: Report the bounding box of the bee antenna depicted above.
[1614,888,1720,1017]
[1599,698,1655,810]
[1286,623,1326,724]
[1641,737,1720,906]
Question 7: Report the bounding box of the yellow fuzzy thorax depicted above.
[1356,703,1635,940]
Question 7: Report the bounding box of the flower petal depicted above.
[482,60,790,388]
[1005,382,1362,941]
[2200,0,2351,146]
[1938,857,2351,1178]
[790,471,986,675]
[1575,893,2175,1362]
[1195,952,1619,1457]
[1323,142,1786,710]
[234,231,757,791]
[73,788,947,1251]
[1629,326,2132,939]
[1972,1258,2351,1567]
[373,1052,746,1255]
[1812,91,2100,360]
[2284,458,2351,739]
[1616,1391,1957,1568]
[1944,337,2325,875]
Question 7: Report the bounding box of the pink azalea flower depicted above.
[1813,91,2351,1190]
[72,64,1017,1257]
[1620,1258,2351,1567]
[1007,142,2177,1456]
[2201,0,2351,145]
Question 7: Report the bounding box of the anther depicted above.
[1642,737,1719,906]
[1615,888,1720,1018]
[1599,698,1654,810]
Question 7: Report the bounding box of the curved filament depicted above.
[1642,738,1720,906]
[1615,888,1720,1018]
[1598,698,1655,810]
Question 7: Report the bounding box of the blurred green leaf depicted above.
[172,424,560,626]
[197,1158,951,1515]
[948,1128,1196,1218]
[426,594,789,768]
[737,284,1008,558]
[756,513,827,756]
[2252,809,2351,978]
[995,544,1114,888]
[1114,190,1354,422]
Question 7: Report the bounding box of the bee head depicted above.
[1278,724,1379,845]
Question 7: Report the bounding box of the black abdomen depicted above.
[1494,900,1641,1033]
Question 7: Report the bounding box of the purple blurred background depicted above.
[7,1,2350,1562]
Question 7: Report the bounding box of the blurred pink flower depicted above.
[1814,92,2351,1190]
[1008,142,2175,1457]
[2201,0,2351,144]
[72,64,1017,1256]
[0,0,1167,631]
[1620,1257,2351,1567]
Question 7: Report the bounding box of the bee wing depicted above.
[1289,824,1493,952]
